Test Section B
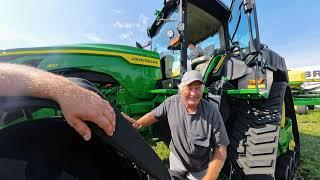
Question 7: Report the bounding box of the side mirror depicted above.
[147,27,151,38]
[163,0,169,5]
[136,42,143,49]
[136,41,152,49]
[243,0,253,13]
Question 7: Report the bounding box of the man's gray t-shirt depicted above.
[152,95,230,172]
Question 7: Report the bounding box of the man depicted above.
[122,70,229,180]
[0,63,116,140]
[188,42,204,60]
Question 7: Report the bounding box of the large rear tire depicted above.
[228,82,299,179]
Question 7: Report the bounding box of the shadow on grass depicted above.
[295,132,320,180]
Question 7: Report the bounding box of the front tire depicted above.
[228,82,299,179]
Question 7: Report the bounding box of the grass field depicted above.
[151,110,320,179]
[295,110,320,180]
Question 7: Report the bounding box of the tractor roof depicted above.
[149,0,231,43]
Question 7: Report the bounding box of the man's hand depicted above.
[202,146,227,180]
[0,63,116,141]
[121,112,141,129]
[57,87,116,141]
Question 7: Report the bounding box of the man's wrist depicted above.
[50,79,85,103]
[133,122,142,129]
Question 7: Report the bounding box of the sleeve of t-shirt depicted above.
[211,107,230,148]
[152,98,169,121]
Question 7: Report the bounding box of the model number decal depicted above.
[47,64,58,68]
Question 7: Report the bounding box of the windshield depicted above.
[189,33,221,55]
[220,0,233,9]
[228,0,258,57]
[151,8,180,71]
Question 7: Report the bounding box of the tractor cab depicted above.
[148,0,230,76]
[149,0,276,100]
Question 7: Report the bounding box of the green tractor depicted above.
[0,0,299,179]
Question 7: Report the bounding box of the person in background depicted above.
[0,63,116,141]
[188,42,204,60]
[122,70,229,180]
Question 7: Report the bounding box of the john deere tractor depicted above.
[0,0,299,179]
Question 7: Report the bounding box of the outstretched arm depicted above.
[121,111,159,129]
[202,146,227,180]
[0,63,116,140]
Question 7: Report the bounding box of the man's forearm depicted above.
[0,63,117,140]
[0,63,79,101]
[136,112,159,128]
[203,146,227,180]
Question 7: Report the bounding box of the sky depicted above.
[0,0,319,68]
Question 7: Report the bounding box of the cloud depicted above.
[112,9,123,14]
[113,13,150,31]
[82,33,104,43]
[120,32,134,41]
[0,25,107,49]
[113,13,150,44]
[0,25,48,49]
[113,21,134,29]
[136,14,150,32]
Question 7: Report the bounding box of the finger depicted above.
[66,117,91,141]
[102,110,116,132]
[121,113,139,129]
[121,112,136,124]
[104,100,116,126]
[121,112,130,119]
[132,123,141,129]
[121,112,128,118]
[121,112,133,121]
[91,115,114,136]
[101,104,116,132]
[103,101,116,127]
[132,123,138,129]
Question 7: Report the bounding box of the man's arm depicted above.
[0,63,116,140]
[203,146,227,180]
[122,96,170,128]
[202,102,229,180]
[121,111,159,129]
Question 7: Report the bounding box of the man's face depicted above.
[181,81,203,107]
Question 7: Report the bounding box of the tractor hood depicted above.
[0,43,159,59]
[0,43,160,68]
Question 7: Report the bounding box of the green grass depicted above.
[295,110,320,180]
[151,140,169,165]
[150,110,320,179]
